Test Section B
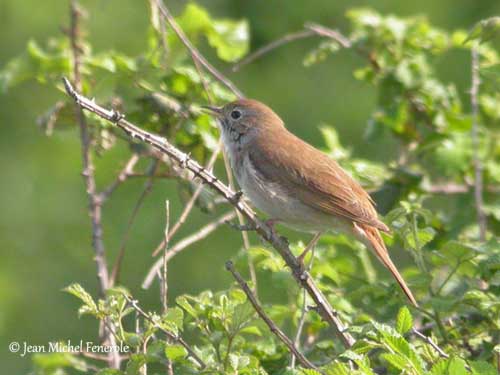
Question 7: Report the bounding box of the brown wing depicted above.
[249,127,389,232]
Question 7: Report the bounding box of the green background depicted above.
[0,0,498,373]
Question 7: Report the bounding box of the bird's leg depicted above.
[297,232,323,264]
[264,218,280,235]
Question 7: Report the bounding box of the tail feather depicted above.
[356,224,418,307]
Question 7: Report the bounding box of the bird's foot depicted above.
[264,218,280,236]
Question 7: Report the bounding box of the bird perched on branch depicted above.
[203,99,417,306]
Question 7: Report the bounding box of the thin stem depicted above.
[161,200,170,313]
[411,213,428,273]
[470,47,487,241]
[291,246,316,368]
[233,30,315,71]
[412,328,449,359]
[143,211,237,289]
[125,295,206,369]
[226,261,322,372]
[99,154,140,202]
[155,0,243,98]
[151,142,221,257]
[111,160,159,285]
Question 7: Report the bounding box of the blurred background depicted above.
[1,0,499,373]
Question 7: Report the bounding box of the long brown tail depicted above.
[356,224,418,307]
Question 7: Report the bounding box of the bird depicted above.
[203,99,417,306]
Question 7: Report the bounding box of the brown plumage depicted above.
[205,99,417,306]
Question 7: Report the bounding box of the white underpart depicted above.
[232,151,352,234]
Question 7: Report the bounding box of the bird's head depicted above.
[202,99,284,147]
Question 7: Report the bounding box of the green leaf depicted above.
[240,325,262,336]
[63,283,98,317]
[382,353,410,370]
[161,307,184,335]
[465,17,500,44]
[320,125,350,159]
[176,295,198,318]
[448,357,469,375]
[33,352,88,372]
[164,344,188,361]
[396,306,413,334]
[470,360,497,375]
[175,3,249,62]
[207,20,249,62]
[228,353,250,370]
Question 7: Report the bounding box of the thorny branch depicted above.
[226,261,322,372]
[68,1,118,368]
[151,143,221,257]
[62,77,356,348]
[70,0,109,294]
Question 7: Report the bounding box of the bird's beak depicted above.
[201,105,223,117]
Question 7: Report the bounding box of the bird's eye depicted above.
[230,109,242,120]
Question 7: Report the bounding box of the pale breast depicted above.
[234,152,350,233]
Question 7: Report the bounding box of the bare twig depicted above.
[152,143,221,257]
[99,154,140,202]
[470,47,487,241]
[233,23,351,72]
[161,200,170,313]
[233,30,315,71]
[154,0,243,98]
[412,328,449,359]
[226,261,322,372]
[304,23,352,48]
[110,160,159,285]
[124,295,206,369]
[143,211,237,289]
[422,182,499,194]
[68,2,118,368]
[63,77,355,348]
[291,246,316,369]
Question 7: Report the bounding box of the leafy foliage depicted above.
[1,2,499,375]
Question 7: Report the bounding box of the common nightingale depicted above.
[203,99,417,306]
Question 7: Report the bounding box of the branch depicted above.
[154,0,243,98]
[161,200,170,313]
[233,29,315,72]
[233,23,352,72]
[152,143,221,257]
[412,328,449,359]
[62,77,355,348]
[99,154,140,202]
[70,0,109,294]
[69,1,118,368]
[291,247,316,369]
[226,261,322,372]
[470,47,487,241]
[143,211,237,289]
[233,21,381,73]
[110,159,159,285]
[124,295,206,369]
